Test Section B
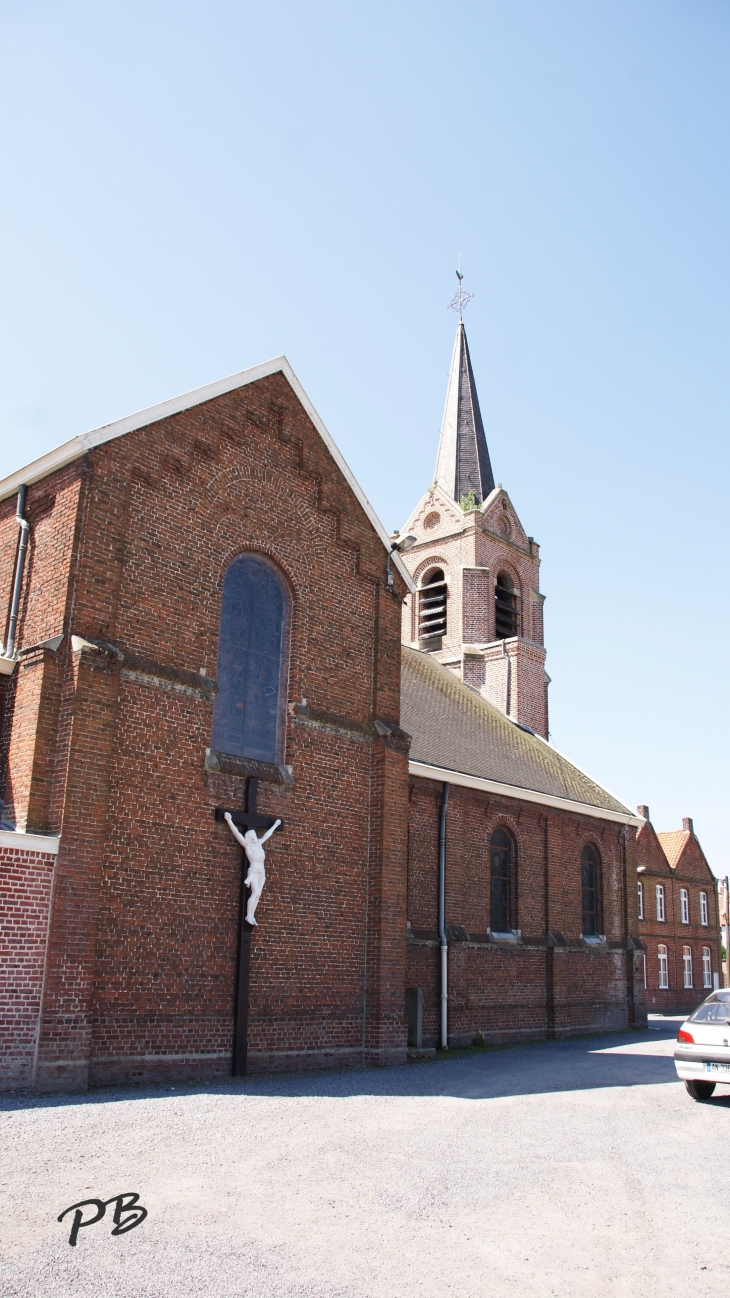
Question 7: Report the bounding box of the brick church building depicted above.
[0,316,718,1091]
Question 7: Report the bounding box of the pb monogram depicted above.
[58,1193,148,1246]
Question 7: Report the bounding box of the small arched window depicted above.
[490,828,515,933]
[658,944,669,988]
[495,572,519,639]
[581,844,601,936]
[211,553,290,763]
[683,946,693,989]
[702,947,712,988]
[418,568,447,650]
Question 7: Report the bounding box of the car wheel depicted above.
[685,1080,716,1100]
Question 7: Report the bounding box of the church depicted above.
[0,310,715,1092]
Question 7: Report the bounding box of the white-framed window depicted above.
[702,946,712,988]
[658,944,669,989]
[641,952,647,989]
[680,888,689,924]
[700,891,709,926]
[656,884,665,922]
[637,880,644,920]
[683,945,693,989]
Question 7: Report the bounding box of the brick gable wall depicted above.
[0,372,410,1091]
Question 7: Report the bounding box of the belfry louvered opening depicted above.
[495,572,519,639]
[418,568,447,651]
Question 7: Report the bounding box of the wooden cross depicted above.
[215,777,283,1077]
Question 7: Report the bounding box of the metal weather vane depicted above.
[447,260,474,320]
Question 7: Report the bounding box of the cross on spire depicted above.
[447,262,474,321]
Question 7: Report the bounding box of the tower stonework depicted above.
[399,323,549,738]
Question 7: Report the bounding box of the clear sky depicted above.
[1,1,728,874]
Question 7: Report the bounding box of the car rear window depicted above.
[690,993,730,1023]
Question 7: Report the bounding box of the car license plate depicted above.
[706,1062,730,1075]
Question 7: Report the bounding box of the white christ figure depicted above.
[224,812,281,926]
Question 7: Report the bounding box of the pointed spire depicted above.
[434,321,495,506]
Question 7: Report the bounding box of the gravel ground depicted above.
[2,1025,729,1298]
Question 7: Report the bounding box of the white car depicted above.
[674,990,730,1099]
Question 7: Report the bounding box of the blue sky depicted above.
[1,0,728,873]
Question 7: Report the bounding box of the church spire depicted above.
[434,283,495,506]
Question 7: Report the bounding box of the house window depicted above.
[581,844,601,937]
[211,553,290,764]
[680,888,689,924]
[700,892,709,926]
[490,828,515,933]
[702,947,712,988]
[641,953,647,989]
[658,944,669,989]
[418,569,447,650]
[656,884,665,922]
[495,572,519,639]
[637,880,644,920]
[683,946,693,989]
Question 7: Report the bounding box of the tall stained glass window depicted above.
[211,554,290,763]
[490,828,514,933]
[581,844,601,936]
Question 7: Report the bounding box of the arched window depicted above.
[656,884,665,922]
[211,553,290,763]
[683,946,693,989]
[581,844,601,936]
[495,572,519,640]
[418,568,447,650]
[490,828,515,933]
[680,888,689,924]
[637,880,644,920]
[700,891,709,926]
[702,947,712,988]
[658,944,669,988]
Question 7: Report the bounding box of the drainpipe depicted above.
[438,781,450,1050]
[5,486,29,660]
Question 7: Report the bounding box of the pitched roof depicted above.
[434,322,495,506]
[0,356,415,592]
[402,645,638,823]
[657,830,689,868]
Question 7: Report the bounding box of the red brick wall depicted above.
[0,845,55,1088]
[407,777,641,1046]
[1,372,410,1090]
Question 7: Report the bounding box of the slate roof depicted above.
[401,645,631,815]
[434,321,495,506]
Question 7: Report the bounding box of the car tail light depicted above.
[677,1028,694,1044]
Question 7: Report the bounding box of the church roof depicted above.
[0,356,416,593]
[434,322,495,506]
[401,645,639,825]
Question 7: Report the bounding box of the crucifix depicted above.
[215,777,283,1076]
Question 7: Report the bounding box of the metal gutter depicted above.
[409,760,644,827]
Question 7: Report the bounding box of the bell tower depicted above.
[398,296,549,738]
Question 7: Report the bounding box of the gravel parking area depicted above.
[2,1026,729,1298]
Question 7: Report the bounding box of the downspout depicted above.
[5,485,29,660]
[438,781,450,1050]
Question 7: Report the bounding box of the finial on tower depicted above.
[447,258,474,321]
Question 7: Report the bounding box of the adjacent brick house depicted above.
[635,807,721,1014]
